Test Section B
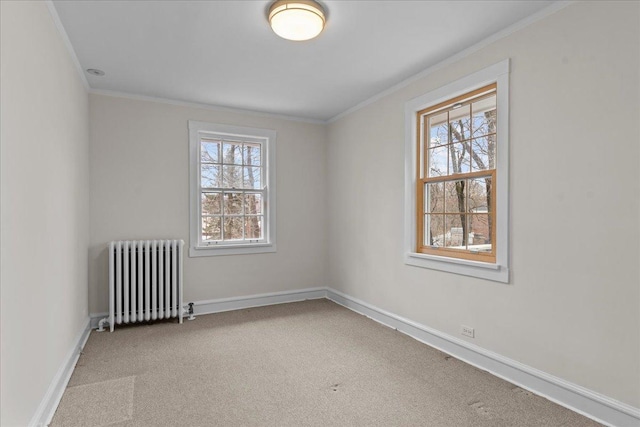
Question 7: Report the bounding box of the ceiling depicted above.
[52,1,555,122]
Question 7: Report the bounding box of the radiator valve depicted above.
[96,317,109,332]
[188,302,195,321]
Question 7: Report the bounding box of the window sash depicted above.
[198,189,267,246]
[197,134,268,247]
[416,84,497,263]
[417,170,496,262]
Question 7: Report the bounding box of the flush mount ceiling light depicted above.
[268,0,326,41]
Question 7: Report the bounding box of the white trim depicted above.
[90,89,325,125]
[405,253,508,282]
[408,252,500,270]
[89,288,327,328]
[325,288,640,427]
[404,59,510,283]
[29,318,91,427]
[189,287,327,316]
[189,243,277,257]
[44,1,90,91]
[327,1,573,123]
[188,121,277,257]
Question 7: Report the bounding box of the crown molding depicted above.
[89,89,326,125]
[327,1,574,123]
[45,0,90,91]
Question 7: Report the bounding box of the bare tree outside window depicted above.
[200,138,264,243]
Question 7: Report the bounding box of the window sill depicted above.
[405,252,509,283]
[189,243,276,257]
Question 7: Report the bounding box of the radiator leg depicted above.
[96,317,109,332]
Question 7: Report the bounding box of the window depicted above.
[189,121,276,257]
[404,60,509,282]
[418,84,497,263]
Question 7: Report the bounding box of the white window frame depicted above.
[189,121,277,257]
[404,59,510,283]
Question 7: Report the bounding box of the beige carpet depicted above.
[51,299,602,426]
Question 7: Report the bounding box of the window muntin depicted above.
[417,84,497,262]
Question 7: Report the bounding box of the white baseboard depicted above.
[89,288,328,329]
[326,287,640,427]
[190,287,327,316]
[29,318,91,427]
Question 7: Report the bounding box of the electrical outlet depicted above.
[461,325,475,338]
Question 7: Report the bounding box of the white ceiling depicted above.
[52,1,555,122]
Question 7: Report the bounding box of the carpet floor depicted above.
[51,299,602,426]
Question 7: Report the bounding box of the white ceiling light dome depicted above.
[268,0,326,41]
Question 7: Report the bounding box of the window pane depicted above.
[202,216,221,241]
[223,217,244,240]
[244,193,263,215]
[222,142,243,165]
[427,145,447,177]
[449,104,470,142]
[223,192,243,215]
[244,216,263,239]
[468,214,492,252]
[243,143,261,166]
[445,180,466,213]
[471,137,492,172]
[201,140,220,163]
[448,143,470,174]
[472,95,496,137]
[468,177,491,213]
[425,182,444,213]
[243,167,262,189]
[201,165,220,188]
[429,112,448,146]
[444,214,466,249]
[222,165,243,188]
[426,214,444,247]
[201,192,221,215]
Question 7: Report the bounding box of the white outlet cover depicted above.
[461,325,475,338]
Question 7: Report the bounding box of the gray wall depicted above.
[326,1,640,407]
[0,2,90,425]
[88,94,328,314]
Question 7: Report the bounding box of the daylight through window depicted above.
[200,136,265,243]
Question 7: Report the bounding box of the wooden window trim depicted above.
[416,84,497,263]
[416,84,496,118]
